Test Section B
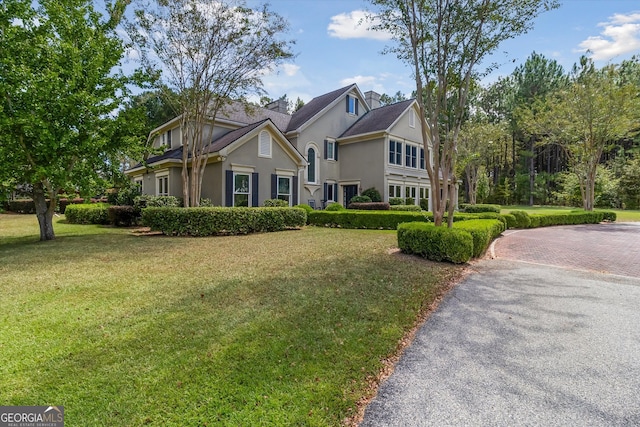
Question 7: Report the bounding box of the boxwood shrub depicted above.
[389,197,404,205]
[509,210,531,228]
[141,207,306,236]
[459,203,501,213]
[107,205,138,227]
[397,222,473,264]
[65,203,110,225]
[454,219,505,258]
[527,211,612,227]
[308,210,431,229]
[347,202,391,210]
[325,202,345,211]
[390,205,422,212]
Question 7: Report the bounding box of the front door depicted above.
[343,185,358,207]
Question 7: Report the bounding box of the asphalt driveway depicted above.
[360,223,640,426]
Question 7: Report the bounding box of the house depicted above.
[125,84,433,210]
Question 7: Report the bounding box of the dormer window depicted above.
[346,94,359,116]
[258,130,272,158]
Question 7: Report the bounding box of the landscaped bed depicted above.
[0,214,463,426]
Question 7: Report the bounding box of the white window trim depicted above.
[233,172,251,207]
[155,171,169,196]
[230,163,255,174]
[275,168,295,177]
[388,182,403,200]
[277,175,293,206]
[305,142,320,184]
[327,140,337,161]
[405,144,418,169]
[409,110,416,128]
[258,130,272,158]
[389,139,403,166]
[325,180,337,202]
[134,177,143,194]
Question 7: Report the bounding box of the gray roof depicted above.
[285,84,354,133]
[205,119,268,154]
[218,101,291,131]
[340,99,415,138]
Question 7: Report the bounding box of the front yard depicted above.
[0,215,463,426]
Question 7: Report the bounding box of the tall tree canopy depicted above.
[129,0,294,207]
[369,0,558,226]
[0,0,139,240]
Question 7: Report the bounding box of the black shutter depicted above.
[324,139,328,160]
[334,142,338,161]
[252,173,259,207]
[346,95,350,113]
[271,174,278,200]
[355,99,359,115]
[323,183,328,201]
[333,184,338,202]
[292,176,298,205]
[225,170,233,207]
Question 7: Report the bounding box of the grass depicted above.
[501,205,640,222]
[0,214,463,426]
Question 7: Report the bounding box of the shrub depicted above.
[107,205,138,227]
[460,203,501,213]
[420,198,429,211]
[501,213,517,229]
[454,219,505,258]
[390,205,422,212]
[405,198,416,205]
[349,195,372,204]
[361,187,382,202]
[134,195,181,209]
[141,207,306,236]
[199,198,214,207]
[7,199,36,214]
[325,202,345,211]
[57,198,86,214]
[599,210,617,222]
[348,202,390,210]
[65,203,110,225]
[115,185,140,207]
[263,198,289,207]
[308,210,430,229]
[294,203,314,214]
[525,210,614,227]
[389,197,404,206]
[397,222,473,264]
[509,210,531,228]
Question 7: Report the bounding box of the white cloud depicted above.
[327,10,392,41]
[576,12,640,61]
[282,63,300,77]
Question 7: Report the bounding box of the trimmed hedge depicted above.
[508,210,616,228]
[263,198,289,207]
[454,219,505,258]
[390,205,422,212]
[325,202,345,211]
[107,206,138,227]
[141,207,307,236]
[65,203,110,225]
[509,210,532,228]
[397,222,473,264]
[389,197,404,206]
[5,198,91,214]
[460,203,501,213]
[349,195,372,203]
[347,202,390,210]
[308,210,431,229]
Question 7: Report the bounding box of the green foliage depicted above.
[309,210,431,230]
[397,222,473,264]
[65,203,110,225]
[404,198,416,205]
[453,219,506,258]
[107,206,138,227]
[263,198,289,207]
[349,195,372,203]
[361,187,382,202]
[134,195,181,209]
[141,207,306,236]
[348,202,391,210]
[390,205,422,212]
[389,197,404,205]
[199,198,214,207]
[294,203,314,214]
[325,202,345,211]
[527,211,614,227]
[6,198,89,214]
[501,213,517,229]
[619,156,640,209]
[509,210,531,228]
[420,198,429,211]
[459,203,501,213]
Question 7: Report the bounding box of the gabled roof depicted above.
[285,84,355,133]
[339,99,416,138]
[205,119,268,154]
[218,101,291,131]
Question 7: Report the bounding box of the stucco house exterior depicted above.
[125,83,434,210]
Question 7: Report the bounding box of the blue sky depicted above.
[251,0,640,103]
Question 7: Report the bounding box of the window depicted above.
[167,130,172,148]
[389,140,402,165]
[277,176,292,205]
[389,184,402,199]
[405,145,417,168]
[346,94,359,115]
[325,182,338,202]
[307,147,317,183]
[259,130,271,157]
[420,148,425,169]
[325,140,337,161]
[405,186,417,204]
[156,174,169,196]
[409,110,416,128]
[233,173,250,207]
[134,177,143,194]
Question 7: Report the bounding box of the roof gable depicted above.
[339,99,416,139]
[285,84,356,133]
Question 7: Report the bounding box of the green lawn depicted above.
[0,214,462,426]
[501,205,640,222]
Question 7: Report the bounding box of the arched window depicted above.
[307,147,316,183]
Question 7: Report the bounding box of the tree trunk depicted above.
[529,138,535,206]
[33,182,56,241]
